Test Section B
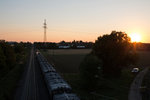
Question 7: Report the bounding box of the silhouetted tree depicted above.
[0,43,10,77]
[79,54,102,90]
[92,31,137,77]
[14,43,24,53]
[3,44,16,69]
[0,46,6,70]
[0,46,9,78]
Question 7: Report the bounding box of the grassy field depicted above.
[137,51,150,67]
[41,49,150,100]
[41,49,91,73]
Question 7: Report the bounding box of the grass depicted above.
[61,69,133,100]
[41,49,150,100]
[0,48,30,100]
[141,68,150,100]
[41,49,91,73]
[137,51,150,67]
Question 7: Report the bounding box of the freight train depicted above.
[36,51,80,100]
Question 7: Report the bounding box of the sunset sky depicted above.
[0,0,150,43]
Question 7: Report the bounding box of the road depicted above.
[14,47,50,100]
[128,67,149,100]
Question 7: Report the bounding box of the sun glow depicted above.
[129,33,141,42]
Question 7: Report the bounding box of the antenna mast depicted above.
[43,19,47,42]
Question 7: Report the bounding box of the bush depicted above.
[79,54,102,90]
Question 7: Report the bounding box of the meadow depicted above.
[41,49,91,73]
[41,49,150,100]
[137,51,150,68]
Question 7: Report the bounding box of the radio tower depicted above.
[43,19,47,42]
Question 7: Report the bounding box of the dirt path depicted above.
[128,67,149,100]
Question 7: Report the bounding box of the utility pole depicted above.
[43,19,47,42]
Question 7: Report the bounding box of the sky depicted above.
[0,0,150,43]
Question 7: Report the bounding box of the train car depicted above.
[44,72,72,93]
[39,62,56,73]
[53,93,80,100]
[36,52,47,62]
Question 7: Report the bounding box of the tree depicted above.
[0,45,9,77]
[2,43,16,69]
[14,43,24,53]
[92,31,137,77]
[0,46,6,70]
[79,54,102,90]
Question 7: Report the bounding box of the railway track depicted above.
[21,47,39,100]
[15,46,50,100]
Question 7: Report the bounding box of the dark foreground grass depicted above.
[0,49,30,100]
[41,49,150,100]
[62,69,134,100]
[141,67,150,100]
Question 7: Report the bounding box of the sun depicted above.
[129,33,141,42]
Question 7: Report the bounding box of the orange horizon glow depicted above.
[0,29,99,43]
[0,29,147,43]
[1,32,97,43]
